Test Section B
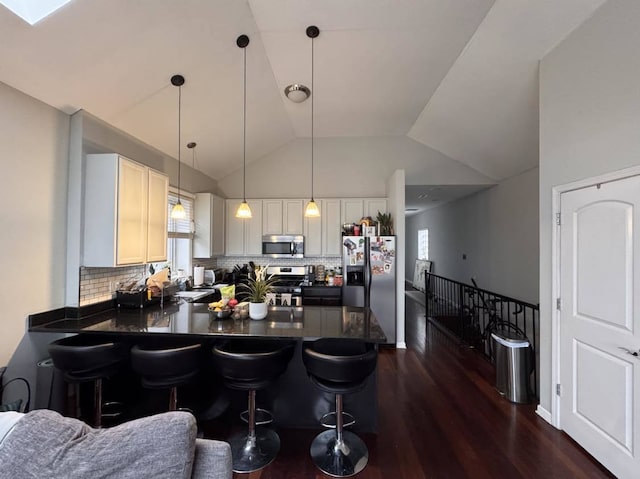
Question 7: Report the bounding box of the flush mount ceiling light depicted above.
[284,84,310,103]
[235,34,252,219]
[170,74,186,220]
[0,0,72,25]
[304,25,321,218]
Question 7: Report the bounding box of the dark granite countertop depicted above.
[28,303,386,342]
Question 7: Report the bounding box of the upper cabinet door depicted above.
[146,169,168,263]
[263,200,283,235]
[323,199,342,256]
[195,193,226,258]
[284,200,304,235]
[304,200,323,256]
[365,198,387,219]
[83,154,168,267]
[225,199,263,255]
[225,200,246,256]
[116,157,148,265]
[245,200,263,255]
[342,199,365,224]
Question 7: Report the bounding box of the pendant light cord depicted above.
[243,45,247,203]
[311,34,314,201]
[177,84,182,203]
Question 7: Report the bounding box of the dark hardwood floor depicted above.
[203,296,615,478]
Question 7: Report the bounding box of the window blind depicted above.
[168,192,194,238]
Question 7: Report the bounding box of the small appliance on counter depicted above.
[193,266,205,286]
[306,265,316,285]
[191,268,224,288]
[117,267,179,308]
[116,283,179,308]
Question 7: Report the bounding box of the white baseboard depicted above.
[536,405,553,425]
[396,341,407,349]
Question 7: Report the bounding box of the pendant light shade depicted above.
[235,34,252,219]
[170,74,186,220]
[304,199,320,217]
[304,26,321,218]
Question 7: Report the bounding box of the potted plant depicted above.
[240,265,277,320]
[376,211,393,235]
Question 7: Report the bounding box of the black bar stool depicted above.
[131,340,202,412]
[212,339,295,473]
[302,338,377,477]
[48,335,128,428]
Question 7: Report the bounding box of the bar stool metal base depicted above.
[228,428,280,473]
[320,411,356,429]
[240,407,273,426]
[310,429,368,478]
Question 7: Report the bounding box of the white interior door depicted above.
[559,174,640,478]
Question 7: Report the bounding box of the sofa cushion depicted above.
[0,410,197,479]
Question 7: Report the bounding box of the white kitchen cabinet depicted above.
[322,199,342,256]
[364,198,387,219]
[146,169,169,262]
[305,199,342,257]
[194,193,225,257]
[284,200,304,235]
[262,200,283,235]
[342,198,388,224]
[83,153,168,266]
[263,199,304,235]
[304,200,323,256]
[341,199,364,225]
[225,199,262,255]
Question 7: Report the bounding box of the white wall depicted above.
[218,136,494,199]
[539,0,640,416]
[387,170,406,348]
[0,81,69,365]
[406,167,539,304]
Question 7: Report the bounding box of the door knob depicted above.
[618,346,640,357]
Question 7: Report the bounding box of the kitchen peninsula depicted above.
[29,303,386,431]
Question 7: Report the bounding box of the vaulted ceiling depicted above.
[0,0,606,208]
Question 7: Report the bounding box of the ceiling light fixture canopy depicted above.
[284,83,310,103]
[187,141,196,170]
[304,25,321,218]
[170,74,186,220]
[235,34,252,219]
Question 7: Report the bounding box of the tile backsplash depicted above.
[215,256,341,272]
[80,265,147,306]
[80,256,343,306]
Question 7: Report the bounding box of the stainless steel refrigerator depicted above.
[342,236,396,344]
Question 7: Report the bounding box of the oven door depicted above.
[262,235,304,258]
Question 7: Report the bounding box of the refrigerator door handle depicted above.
[364,237,371,309]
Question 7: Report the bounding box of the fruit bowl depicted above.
[208,307,232,320]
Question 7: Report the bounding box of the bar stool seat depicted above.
[48,335,128,428]
[131,340,202,412]
[302,338,377,477]
[212,339,295,473]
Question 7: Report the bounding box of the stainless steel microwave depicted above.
[262,235,304,258]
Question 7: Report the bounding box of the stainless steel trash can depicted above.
[491,330,531,404]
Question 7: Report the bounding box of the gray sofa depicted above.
[0,410,232,479]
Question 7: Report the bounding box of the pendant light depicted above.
[235,34,252,219]
[170,74,186,219]
[304,26,320,218]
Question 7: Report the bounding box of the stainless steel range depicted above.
[265,266,306,306]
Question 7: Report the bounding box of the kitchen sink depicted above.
[174,290,216,302]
